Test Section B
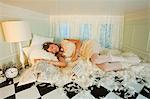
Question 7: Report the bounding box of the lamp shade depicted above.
[2,21,32,42]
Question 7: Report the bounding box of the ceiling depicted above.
[0,0,149,15]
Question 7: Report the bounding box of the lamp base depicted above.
[18,42,25,69]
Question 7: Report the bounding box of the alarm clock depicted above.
[5,67,18,78]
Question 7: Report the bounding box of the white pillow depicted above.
[31,34,54,47]
[23,45,42,58]
[29,49,58,65]
[18,68,36,86]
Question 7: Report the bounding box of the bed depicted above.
[18,34,150,99]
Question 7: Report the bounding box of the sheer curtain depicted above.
[49,15,124,49]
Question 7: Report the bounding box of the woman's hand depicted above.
[34,59,46,63]
[47,58,67,68]
[34,59,40,61]
[71,54,78,62]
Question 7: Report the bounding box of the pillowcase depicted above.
[23,34,54,61]
[23,46,42,58]
[29,49,58,65]
[23,45,58,65]
[31,34,54,47]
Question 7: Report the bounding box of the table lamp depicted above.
[2,21,32,68]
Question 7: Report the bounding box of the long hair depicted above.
[42,42,63,59]
[43,42,60,52]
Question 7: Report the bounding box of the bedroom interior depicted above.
[0,0,150,99]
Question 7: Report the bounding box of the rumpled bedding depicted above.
[32,58,150,89]
[32,61,71,86]
[32,58,94,87]
[19,39,150,94]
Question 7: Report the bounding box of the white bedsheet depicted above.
[19,50,150,89]
[27,58,150,89]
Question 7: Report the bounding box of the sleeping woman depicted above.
[37,39,82,68]
[35,39,141,71]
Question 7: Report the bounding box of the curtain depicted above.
[59,23,70,40]
[80,24,91,41]
[100,24,112,48]
[49,15,124,49]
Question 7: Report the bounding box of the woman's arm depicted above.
[34,57,67,68]
[48,56,67,67]
[65,39,81,61]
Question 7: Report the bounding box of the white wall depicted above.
[0,2,50,65]
[123,10,150,62]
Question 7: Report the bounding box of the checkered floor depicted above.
[0,76,150,99]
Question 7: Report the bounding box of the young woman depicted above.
[36,39,140,71]
[41,39,81,68]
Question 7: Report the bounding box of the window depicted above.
[59,23,70,39]
[80,24,91,40]
[100,24,112,48]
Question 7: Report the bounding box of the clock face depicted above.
[5,68,18,78]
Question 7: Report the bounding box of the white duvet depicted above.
[30,58,95,87]
[22,58,149,89]
[18,48,150,89]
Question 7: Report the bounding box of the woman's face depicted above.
[47,44,59,54]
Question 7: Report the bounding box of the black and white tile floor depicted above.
[0,76,150,99]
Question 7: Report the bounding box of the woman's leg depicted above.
[91,53,141,65]
[91,53,125,64]
[97,63,123,72]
